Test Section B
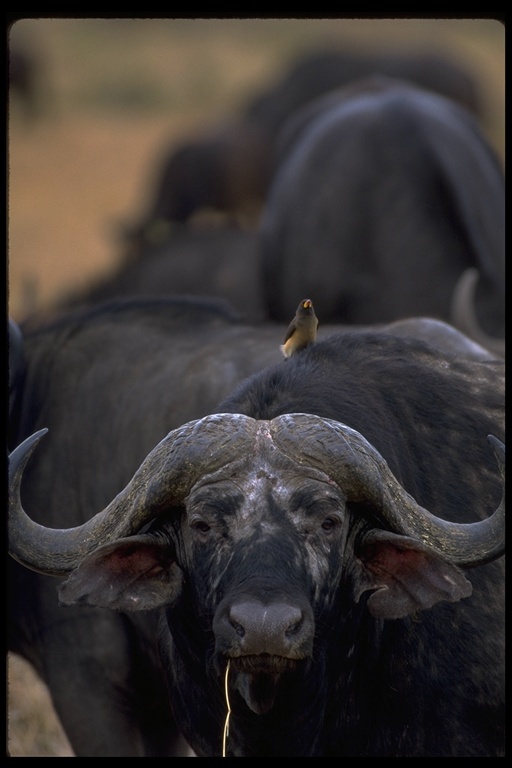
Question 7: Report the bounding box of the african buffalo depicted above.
[9,298,504,756]
[8,41,44,122]
[122,46,482,238]
[245,46,481,134]
[53,224,266,324]
[122,119,268,248]
[259,77,505,355]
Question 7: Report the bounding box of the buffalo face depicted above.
[185,472,346,714]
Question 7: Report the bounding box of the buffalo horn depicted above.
[10,414,504,576]
[8,415,260,575]
[450,267,505,357]
[270,414,505,567]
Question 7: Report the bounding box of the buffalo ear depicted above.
[58,535,183,611]
[353,529,472,619]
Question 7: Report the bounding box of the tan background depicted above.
[7,16,505,756]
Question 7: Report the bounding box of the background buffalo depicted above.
[50,225,266,324]
[122,45,483,247]
[8,19,504,326]
[259,77,505,352]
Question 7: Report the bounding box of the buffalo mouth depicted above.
[228,655,302,715]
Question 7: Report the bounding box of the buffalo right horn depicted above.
[8,414,261,576]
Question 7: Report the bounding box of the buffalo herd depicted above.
[125,45,482,239]
[8,40,505,757]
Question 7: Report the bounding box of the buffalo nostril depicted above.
[232,621,245,637]
[228,601,306,655]
[286,617,303,637]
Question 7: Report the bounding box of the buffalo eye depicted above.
[191,519,211,535]
[321,516,338,532]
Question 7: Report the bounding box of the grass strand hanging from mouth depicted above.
[222,660,231,757]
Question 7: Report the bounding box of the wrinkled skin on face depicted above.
[152,460,356,755]
[158,452,340,687]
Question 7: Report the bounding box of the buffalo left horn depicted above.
[270,414,505,567]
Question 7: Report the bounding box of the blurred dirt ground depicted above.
[6,16,504,757]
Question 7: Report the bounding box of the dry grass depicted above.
[7,16,504,757]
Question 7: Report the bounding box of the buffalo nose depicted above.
[228,600,306,656]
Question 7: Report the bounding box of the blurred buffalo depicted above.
[32,225,266,327]
[245,45,481,142]
[122,45,482,248]
[8,38,47,122]
[259,76,504,355]
[120,120,268,254]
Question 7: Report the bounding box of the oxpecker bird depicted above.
[280,298,318,358]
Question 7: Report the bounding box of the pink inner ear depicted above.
[357,530,472,620]
[58,535,183,612]
[108,541,166,576]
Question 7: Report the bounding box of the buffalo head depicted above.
[9,413,505,721]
